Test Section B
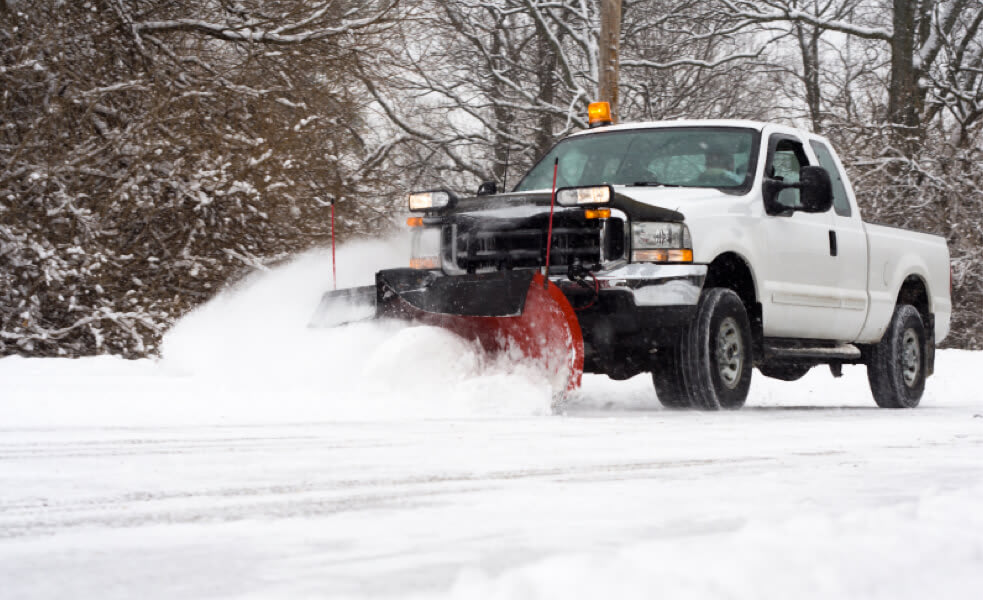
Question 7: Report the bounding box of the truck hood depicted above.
[450,188,689,223]
[611,186,748,221]
[457,186,743,222]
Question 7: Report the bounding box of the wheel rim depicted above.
[716,317,744,389]
[902,328,920,388]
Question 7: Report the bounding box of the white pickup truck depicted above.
[327,115,952,409]
[501,118,952,409]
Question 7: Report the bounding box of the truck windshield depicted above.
[514,127,759,192]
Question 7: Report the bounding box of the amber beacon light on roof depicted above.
[588,101,613,128]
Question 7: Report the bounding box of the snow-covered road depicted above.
[2,246,981,599]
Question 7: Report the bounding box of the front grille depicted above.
[445,214,625,273]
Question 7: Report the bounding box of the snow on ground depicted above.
[1,240,982,599]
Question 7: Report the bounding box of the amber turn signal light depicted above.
[409,257,440,269]
[631,249,693,263]
[406,217,424,227]
[584,208,611,219]
[588,101,613,128]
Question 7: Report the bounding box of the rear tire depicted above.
[867,304,926,408]
[679,288,753,410]
[652,347,691,409]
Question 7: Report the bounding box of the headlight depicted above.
[556,185,612,206]
[408,190,453,212]
[631,222,693,263]
[410,226,441,270]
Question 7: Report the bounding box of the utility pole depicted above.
[598,0,622,122]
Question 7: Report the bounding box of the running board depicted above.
[764,342,861,362]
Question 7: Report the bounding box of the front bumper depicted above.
[553,263,707,309]
[551,263,708,378]
[568,263,707,307]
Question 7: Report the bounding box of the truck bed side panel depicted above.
[857,223,951,344]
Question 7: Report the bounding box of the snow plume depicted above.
[158,237,554,422]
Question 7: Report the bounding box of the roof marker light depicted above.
[588,102,613,128]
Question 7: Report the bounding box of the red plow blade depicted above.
[314,269,585,394]
[426,273,584,393]
[386,272,584,394]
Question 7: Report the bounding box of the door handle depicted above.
[829,230,838,257]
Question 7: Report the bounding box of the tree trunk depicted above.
[488,13,514,187]
[795,21,823,133]
[598,0,622,121]
[533,16,558,160]
[887,0,923,153]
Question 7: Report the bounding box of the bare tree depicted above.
[357,0,772,194]
[715,0,983,152]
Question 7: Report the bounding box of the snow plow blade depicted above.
[309,285,377,328]
[312,268,584,393]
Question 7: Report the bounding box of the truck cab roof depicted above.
[569,119,823,144]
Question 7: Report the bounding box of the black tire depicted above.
[758,364,811,382]
[867,304,926,408]
[652,346,692,409]
[679,288,753,410]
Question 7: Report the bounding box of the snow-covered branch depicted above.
[715,0,893,40]
[132,2,398,45]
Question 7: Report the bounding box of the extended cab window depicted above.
[515,127,758,193]
[766,137,810,209]
[809,140,852,217]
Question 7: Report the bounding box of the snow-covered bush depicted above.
[0,1,398,356]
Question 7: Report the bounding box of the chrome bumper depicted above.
[557,264,707,307]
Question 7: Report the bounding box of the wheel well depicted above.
[705,253,762,353]
[896,274,937,377]
[705,253,757,308]
[897,275,930,323]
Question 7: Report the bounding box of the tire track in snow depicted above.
[0,456,778,538]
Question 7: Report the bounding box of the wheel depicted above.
[652,346,691,408]
[867,304,926,408]
[679,288,753,410]
[758,363,811,382]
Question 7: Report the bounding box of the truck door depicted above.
[757,133,842,340]
[809,139,869,341]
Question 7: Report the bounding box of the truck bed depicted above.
[860,222,951,343]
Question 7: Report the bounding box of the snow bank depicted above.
[1,238,981,427]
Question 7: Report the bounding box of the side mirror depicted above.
[798,166,833,213]
[762,166,833,216]
[476,181,498,196]
[762,177,791,216]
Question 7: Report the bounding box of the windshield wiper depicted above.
[629,181,682,187]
